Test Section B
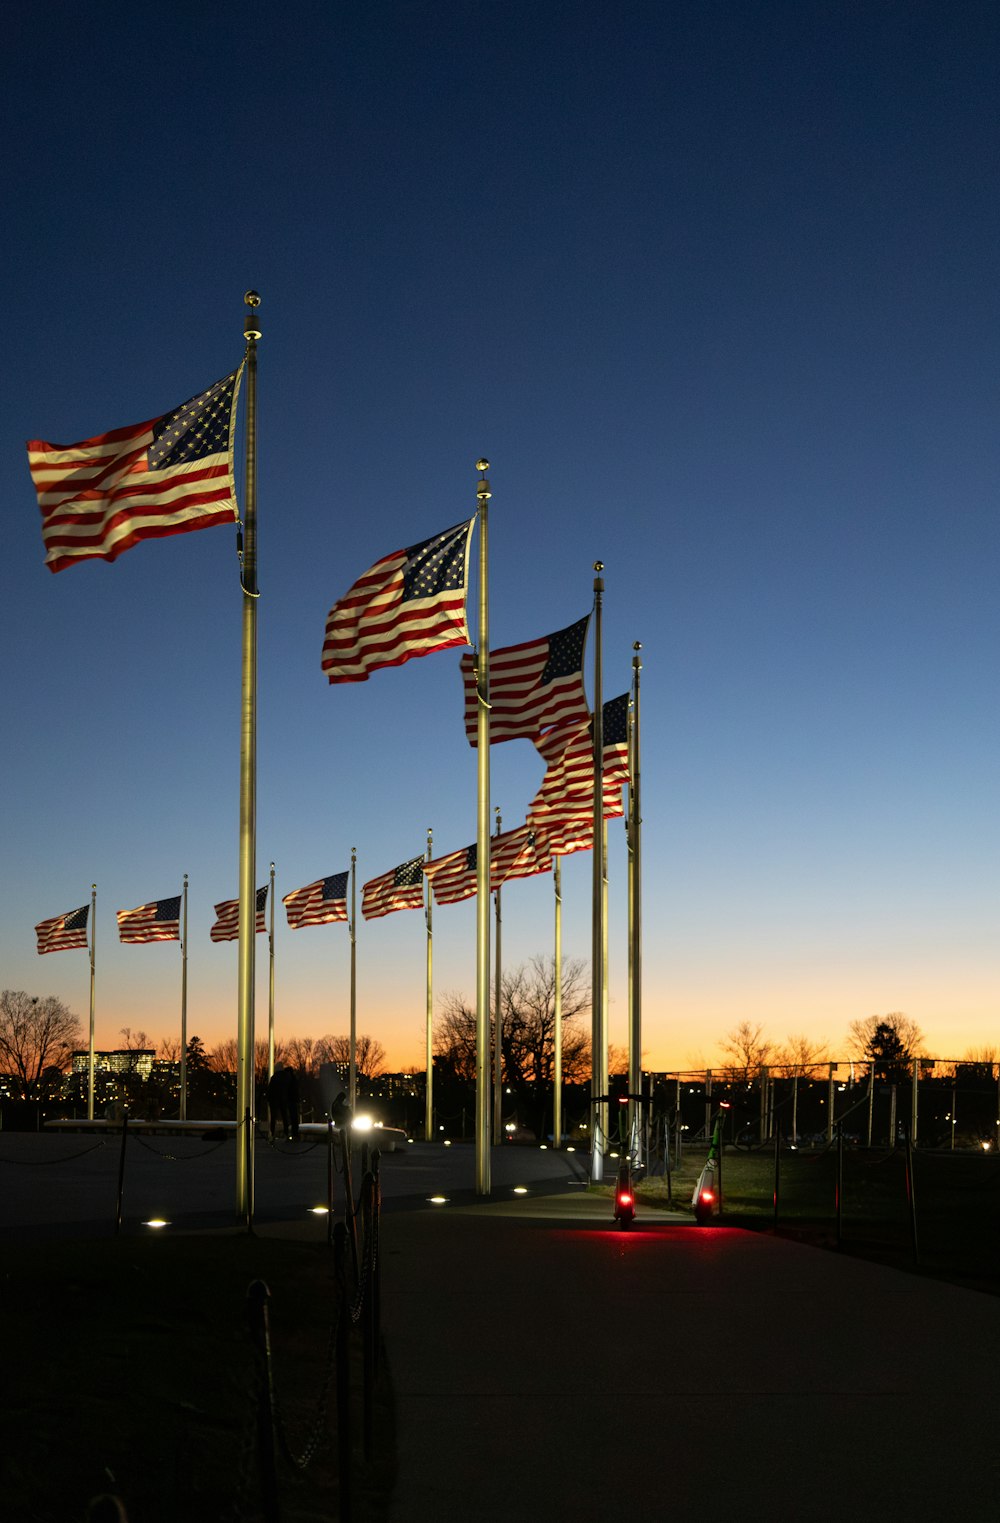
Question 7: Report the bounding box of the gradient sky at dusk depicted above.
[2,1,996,1072]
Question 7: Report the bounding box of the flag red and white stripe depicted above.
[322,520,474,684]
[425,826,553,905]
[27,369,243,574]
[283,873,349,930]
[361,858,425,920]
[459,616,591,745]
[529,694,630,852]
[211,886,268,943]
[35,904,89,955]
[116,896,182,944]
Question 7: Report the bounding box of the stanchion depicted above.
[333,1223,353,1523]
[341,1128,359,1283]
[115,1109,129,1235]
[773,1123,781,1231]
[362,1173,374,1462]
[904,1122,920,1267]
[245,1281,280,1523]
[244,1107,254,1234]
[326,1118,335,1248]
[835,1124,844,1249]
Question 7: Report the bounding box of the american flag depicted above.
[283,872,349,930]
[210,885,268,943]
[116,895,182,944]
[424,843,478,905]
[362,858,425,920]
[490,824,553,888]
[35,904,89,955]
[529,694,630,852]
[425,826,553,906]
[27,370,243,574]
[459,616,591,745]
[322,520,474,684]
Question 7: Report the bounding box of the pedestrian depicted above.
[267,1063,300,1141]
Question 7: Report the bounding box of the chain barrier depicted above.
[240,1147,383,1520]
[131,1135,230,1162]
[0,1139,107,1166]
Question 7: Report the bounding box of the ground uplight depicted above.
[513,1186,528,1195]
[143,1218,170,1229]
[309,1205,330,1215]
[428,1195,448,1205]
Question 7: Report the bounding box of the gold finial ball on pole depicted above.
[633,641,643,652]
[594,560,604,573]
[244,289,262,341]
[476,458,490,473]
[476,458,491,500]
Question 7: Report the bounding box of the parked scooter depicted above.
[692,1106,728,1225]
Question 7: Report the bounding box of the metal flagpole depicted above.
[493,806,503,1145]
[425,828,433,1141]
[87,883,97,1120]
[349,847,357,1111]
[553,857,563,1148]
[268,862,276,1080]
[236,289,261,1222]
[475,459,492,1195]
[590,561,605,1182]
[180,874,188,1121]
[628,643,643,1145]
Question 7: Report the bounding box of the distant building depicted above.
[70,1048,155,1081]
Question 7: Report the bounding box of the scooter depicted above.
[692,1106,728,1225]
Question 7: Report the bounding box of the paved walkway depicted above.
[3,1133,999,1520]
[380,1180,1000,1523]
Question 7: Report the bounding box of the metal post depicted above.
[474,460,491,1196]
[889,1083,897,1150]
[835,1124,844,1248]
[866,1063,875,1148]
[628,643,642,1150]
[493,807,503,1145]
[912,1056,919,1147]
[88,883,97,1120]
[236,290,261,1221]
[553,857,562,1149]
[333,1225,353,1522]
[704,1070,712,1141]
[267,862,275,1081]
[180,874,188,1121]
[590,560,605,1183]
[827,1063,835,1143]
[791,1073,799,1145]
[773,1121,780,1231]
[425,828,433,1142]
[349,848,357,1111]
[327,1117,335,1248]
[244,1106,254,1233]
[246,1281,280,1523]
[115,1110,128,1234]
[904,1122,920,1267]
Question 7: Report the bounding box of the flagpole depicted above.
[493,807,503,1145]
[349,846,357,1111]
[268,862,276,1080]
[591,561,605,1182]
[425,827,434,1142]
[553,856,563,1149]
[629,644,643,1145]
[87,882,96,1121]
[475,459,492,1196]
[180,874,188,1121]
[236,289,261,1222]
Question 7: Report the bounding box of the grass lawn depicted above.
[631,1142,1000,1294]
[1,1232,394,1523]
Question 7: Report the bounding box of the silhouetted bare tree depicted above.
[0,990,82,1098]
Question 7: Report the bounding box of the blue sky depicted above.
[2,0,996,1070]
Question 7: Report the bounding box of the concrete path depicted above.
[3,1133,999,1521]
[381,1185,1000,1523]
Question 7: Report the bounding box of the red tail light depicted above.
[700,1189,714,1203]
[618,1192,633,1207]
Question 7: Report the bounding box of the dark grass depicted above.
[633,1144,1000,1294]
[0,1232,395,1523]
